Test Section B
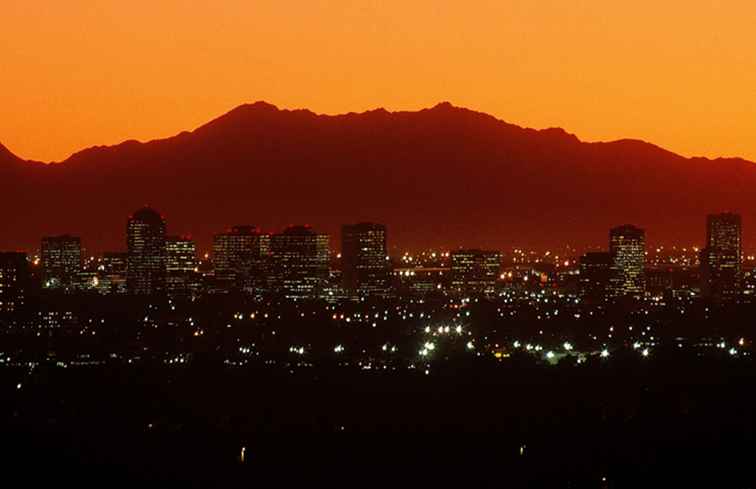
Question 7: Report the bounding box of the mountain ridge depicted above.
[0,101,754,253]
[1,102,749,167]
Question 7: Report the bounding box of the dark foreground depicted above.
[2,356,755,488]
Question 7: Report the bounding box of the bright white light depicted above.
[424,326,431,333]
[455,325,463,334]
[563,342,573,351]
[600,349,610,358]
[632,342,641,350]
[334,344,344,353]
[466,341,475,350]
[425,341,435,351]
[641,348,649,357]
[513,341,521,348]
[546,351,555,359]
[729,347,737,356]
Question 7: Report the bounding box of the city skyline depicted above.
[4,205,751,304]
[5,3,756,484]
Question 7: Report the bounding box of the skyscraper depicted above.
[449,249,501,296]
[609,225,646,298]
[702,213,742,301]
[41,235,81,291]
[0,252,29,314]
[270,225,329,298]
[127,207,166,295]
[166,236,200,297]
[341,223,391,298]
[213,226,270,293]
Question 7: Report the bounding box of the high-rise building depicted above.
[41,235,81,291]
[609,225,646,298]
[270,225,329,298]
[579,251,612,302]
[341,223,391,298]
[702,213,742,301]
[213,226,270,293]
[449,249,501,296]
[127,206,166,295]
[0,252,29,314]
[166,236,200,297]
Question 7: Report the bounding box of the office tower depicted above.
[270,225,329,298]
[579,251,612,302]
[609,225,646,297]
[341,223,391,298]
[213,225,270,292]
[0,252,29,314]
[127,206,166,295]
[41,235,82,291]
[166,236,200,297]
[702,213,742,301]
[449,249,501,296]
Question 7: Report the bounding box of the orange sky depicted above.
[3,0,755,162]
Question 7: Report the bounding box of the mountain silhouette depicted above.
[1,102,754,253]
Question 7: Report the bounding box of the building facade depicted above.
[270,226,329,298]
[212,225,270,293]
[127,207,167,295]
[166,236,200,297]
[701,212,742,301]
[341,223,391,298]
[449,249,501,296]
[41,235,81,291]
[0,252,29,314]
[609,225,646,298]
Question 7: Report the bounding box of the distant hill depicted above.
[1,102,754,253]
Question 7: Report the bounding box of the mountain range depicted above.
[1,101,754,254]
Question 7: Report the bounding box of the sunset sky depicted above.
[3,0,755,163]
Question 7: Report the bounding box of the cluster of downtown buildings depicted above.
[580,213,743,303]
[0,207,747,314]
